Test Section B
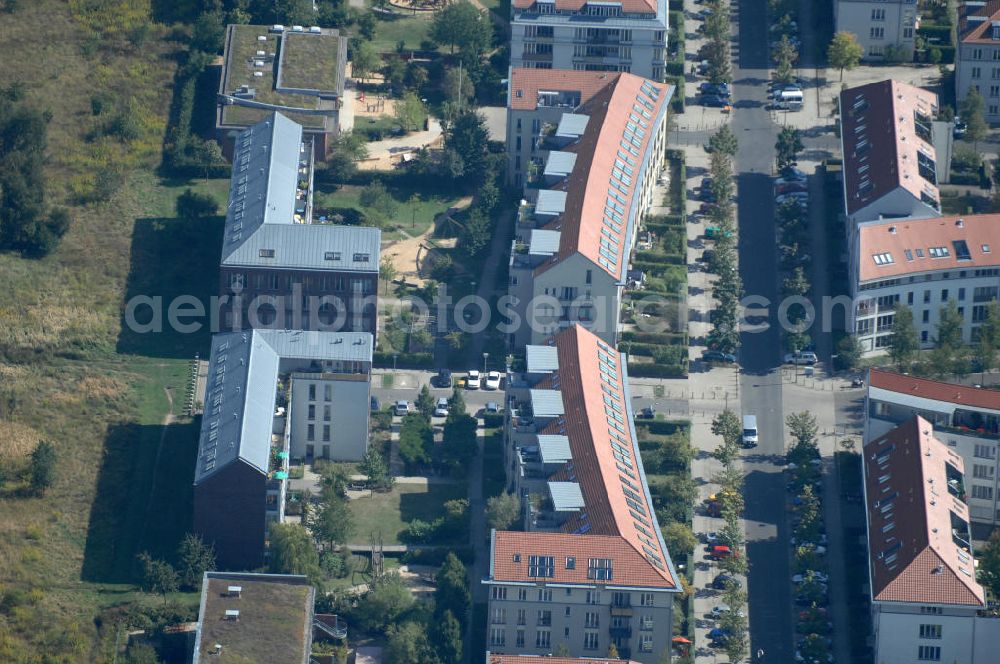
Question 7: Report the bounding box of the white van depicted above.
[742,415,759,448]
[775,89,803,111]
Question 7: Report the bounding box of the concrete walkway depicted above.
[359,118,443,169]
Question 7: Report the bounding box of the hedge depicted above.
[667,75,685,113]
[620,331,687,345]
[482,413,504,428]
[635,250,684,265]
[373,352,434,369]
[401,546,475,566]
[162,49,229,177]
[634,419,690,436]
[632,259,684,275]
[917,24,952,44]
[627,362,687,378]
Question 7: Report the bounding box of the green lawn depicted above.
[347,483,467,544]
[371,12,437,52]
[313,182,463,241]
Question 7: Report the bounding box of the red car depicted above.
[708,545,732,560]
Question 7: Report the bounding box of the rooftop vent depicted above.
[227,585,242,597]
[224,609,240,620]
[956,218,964,227]
[889,226,897,234]
[209,644,223,656]
[932,565,944,574]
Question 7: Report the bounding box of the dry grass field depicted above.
[0,2,233,660]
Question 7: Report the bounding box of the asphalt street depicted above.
[733,0,795,660]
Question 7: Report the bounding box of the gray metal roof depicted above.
[529,229,561,256]
[556,113,589,138]
[525,345,559,373]
[530,389,565,418]
[544,151,577,178]
[223,223,381,271]
[548,481,585,512]
[258,329,373,364]
[221,112,380,272]
[537,434,572,464]
[195,329,374,485]
[536,189,568,217]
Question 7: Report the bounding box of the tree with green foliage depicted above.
[828,31,864,81]
[177,533,216,590]
[662,521,698,555]
[960,87,989,149]
[706,124,739,156]
[445,110,491,187]
[710,409,742,466]
[398,413,433,467]
[268,523,322,584]
[430,1,492,56]
[359,180,398,225]
[448,386,466,414]
[775,126,803,171]
[835,334,863,371]
[351,39,379,85]
[310,493,355,549]
[356,572,414,631]
[486,492,521,530]
[773,34,798,84]
[191,10,225,53]
[189,137,225,181]
[416,384,436,418]
[175,188,218,218]
[360,446,393,491]
[433,609,464,664]
[973,301,1000,374]
[928,300,967,377]
[393,92,427,132]
[29,440,55,493]
[435,552,471,625]
[888,304,920,370]
[319,463,349,498]
[795,484,822,541]
[976,529,1000,598]
[137,552,178,604]
[386,621,442,664]
[125,642,162,664]
[442,413,477,471]
[786,411,819,454]
[383,57,407,92]
[459,206,492,257]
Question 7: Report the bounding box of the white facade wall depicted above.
[873,603,1000,664]
[289,375,369,461]
[485,583,673,662]
[835,0,917,61]
[506,106,573,187]
[848,269,1000,353]
[846,186,939,228]
[510,17,668,82]
[956,40,1000,124]
[529,254,621,345]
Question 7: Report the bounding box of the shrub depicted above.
[175,189,219,218]
[627,362,687,378]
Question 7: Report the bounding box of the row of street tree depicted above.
[704,124,743,355]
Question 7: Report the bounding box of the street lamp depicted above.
[483,352,489,373]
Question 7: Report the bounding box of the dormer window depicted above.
[353,253,370,262]
[259,249,275,258]
[325,251,341,261]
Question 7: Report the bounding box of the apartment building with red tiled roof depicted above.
[847,212,1000,355]
[861,416,1000,663]
[509,0,668,83]
[506,70,673,346]
[484,325,679,662]
[865,368,1000,528]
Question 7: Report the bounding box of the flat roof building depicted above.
[217,24,347,159]
[219,112,379,333]
[194,329,372,569]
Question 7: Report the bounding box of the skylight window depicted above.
[983,244,992,253]
[528,555,555,578]
[928,246,950,258]
[904,249,914,261]
[873,252,894,265]
[953,240,972,261]
[259,249,275,258]
[324,251,341,261]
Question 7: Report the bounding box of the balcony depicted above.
[609,626,632,638]
[610,606,633,617]
[946,462,967,502]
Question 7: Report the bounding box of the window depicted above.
[537,610,552,626]
[491,608,506,624]
[991,85,1000,98]
[973,67,983,79]
[323,405,331,421]
[870,27,885,40]
[585,611,600,628]
[490,627,505,647]
[640,592,654,607]
[903,27,913,39]
[871,8,885,20]
[322,425,330,442]
[920,606,943,615]
[959,288,966,301]
[307,424,315,441]
[537,588,552,602]
[491,586,507,600]
[583,632,600,650]
[308,384,316,400]
[353,253,370,263]
[974,464,995,480]
[612,592,630,608]
[974,48,985,60]
[324,251,341,261]
[918,645,941,661]
[640,615,654,631]
[907,291,914,305]
[922,310,930,323]
[516,629,525,647]
[586,590,601,605]
[259,248,275,258]
[640,634,654,652]
[972,484,994,501]
[588,558,613,580]
[518,588,528,601]
[941,289,949,302]
[528,555,554,577]
[919,624,942,639]
[535,629,551,649]
[308,404,316,420]
[975,444,997,459]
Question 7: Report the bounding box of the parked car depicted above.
[704,531,720,544]
[954,117,967,138]
[699,82,731,97]
[711,573,733,590]
[779,166,807,181]
[639,405,656,419]
[485,401,501,414]
[701,94,730,108]
[775,192,809,205]
[784,350,818,365]
[708,545,732,560]
[466,369,481,389]
[699,249,717,264]
[702,350,737,363]
[394,400,410,416]
[370,396,381,411]
[432,368,452,388]
[434,397,449,418]
[484,370,502,391]
[774,181,808,195]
